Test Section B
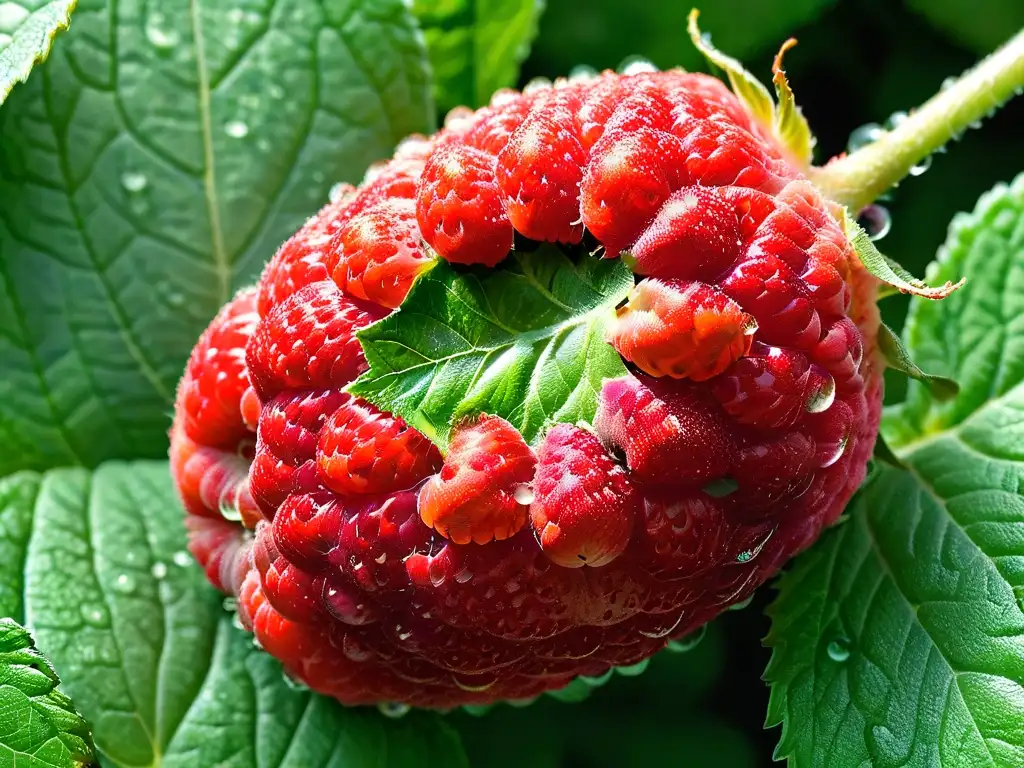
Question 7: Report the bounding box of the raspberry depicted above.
[594,373,735,489]
[417,415,536,545]
[530,424,640,568]
[316,400,441,497]
[326,198,434,309]
[607,278,757,380]
[171,67,884,709]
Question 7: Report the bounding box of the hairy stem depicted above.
[811,27,1024,211]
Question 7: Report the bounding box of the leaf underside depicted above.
[350,245,634,449]
[766,172,1024,766]
[0,0,75,105]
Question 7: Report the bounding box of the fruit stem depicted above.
[811,27,1024,211]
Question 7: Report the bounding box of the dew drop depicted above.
[222,596,238,612]
[454,568,472,584]
[847,122,885,153]
[151,562,168,580]
[616,658,650,677]
[80,603,108,627]
[282,671,309,691]
[231,613,246,631]
[806,369,836,414]
[581,669,614,687]
[172,550,192,567]
[121,172,148,193]
[0,3,30,34]
[735,527,775,564]
[252,636,264,650]
[728,594,755,612]
[619,56,658,76]
[378,702,410,718]
[145,24,180,50]
[113,573,136,594]
[857,204,891,241]
[908,155,932,177]
[667,624,707,653]
[524,76,552,93]
[224,120,249,139]
[827,637,852,662]
[703,476,738,498]
[512,483,534,506]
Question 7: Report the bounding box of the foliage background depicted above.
[454,0,1024,764]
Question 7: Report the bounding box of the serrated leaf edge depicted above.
[0,0,78,105]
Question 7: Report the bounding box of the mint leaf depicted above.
[0,461,466,767]
[0,618,95,767]
[349,246,633,448]
[413,0,543,114]
[0,0,74,104]
[766,172,1024,766]
[0,0,434,475]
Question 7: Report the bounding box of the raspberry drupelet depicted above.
[170,68,882,709]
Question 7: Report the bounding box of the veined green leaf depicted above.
[0,0,75,104]
[350,245,633,449]
[766,172,1024,766]
[0,618,95,767]
[0,461,466,767]
[412,0,544,114]
[0,0,434,475]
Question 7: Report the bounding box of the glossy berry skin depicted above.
[608,278,757,380]
[170,69,883,710]
[530,424,640,568]
[418,415,536,545]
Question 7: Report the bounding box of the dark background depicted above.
[452,0,1024,764]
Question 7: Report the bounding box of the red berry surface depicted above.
[418,415,536,545]
[170,69,883,709]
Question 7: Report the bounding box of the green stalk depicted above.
[811,27,1024,211]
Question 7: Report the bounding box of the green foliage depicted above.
[0,0,434,475]
[529,0,836,76]
[0,461,466,768]
[0,618,94,767]
[350,246,633,448]
[909,0,1024,53]
[0,0,74,104]
[413,0,543,114]
[766,172,1024,766]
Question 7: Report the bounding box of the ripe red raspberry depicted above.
[417,415,536,545]
[608,278,757,380]
[530,424,640,568]
[170,67,884,709]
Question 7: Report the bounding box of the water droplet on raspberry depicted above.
[667,625,707,653]
[222,597,238,612]
[322,582,377,626]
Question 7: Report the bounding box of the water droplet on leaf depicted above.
[827,638,851,662]
[172,550,192,567]
[151,562,168,580]
[224,121,249,139]
[121,172,148,193]
[113,573,136,594]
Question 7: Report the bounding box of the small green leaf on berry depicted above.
[688,9,774,129]
[877,322,959,401]
[845,210,966,298]
[0,617,95,767]
[771,39,814,166]
[349,244,633,449]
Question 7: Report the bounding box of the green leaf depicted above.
[766,172,1024,766]
[349,245,634,449]
[877,322,959,401]
[771,39,814,166]
[0,0,74,105]
[844,211,966,299]
[687,9,775,129]
[0,618,95,767]
[908,0,1024,54]
[412,0,543,114]
[0,0,434,476]
[0,461,466,767]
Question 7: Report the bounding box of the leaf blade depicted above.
[0,0,434,475]
[349,247,633,448]
[413,0,543,113]
[0,460,467,767]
